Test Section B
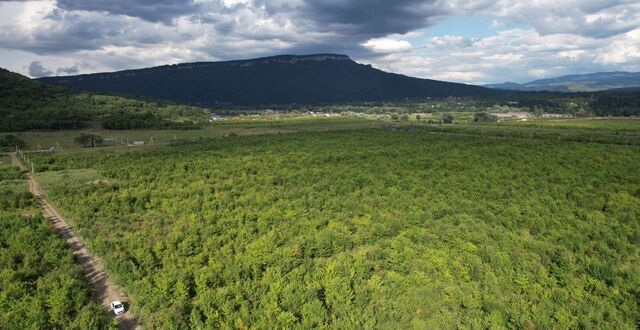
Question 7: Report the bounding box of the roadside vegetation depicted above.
[0,163,113,329]
[30,129,640,329]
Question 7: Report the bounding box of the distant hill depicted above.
[0,68,209,132]
[486,72,640,92]
[38,54,501,106]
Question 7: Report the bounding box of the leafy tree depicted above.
[575,109,592,117]
[473,112,497,122]
[0,134,26,151]
[533,108,544,117]
[442,113,455,124]
[74,132,103,148]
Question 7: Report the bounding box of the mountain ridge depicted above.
[486,71,640,92]
[38,54,502,106]
[46,54,353,82]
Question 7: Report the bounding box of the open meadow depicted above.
[27,125,640,329]
[8,117,378,151]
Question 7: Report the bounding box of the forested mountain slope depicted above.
[38,54,501,105]
[0,68,209,131]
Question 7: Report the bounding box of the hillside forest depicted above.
[0,68,210,132]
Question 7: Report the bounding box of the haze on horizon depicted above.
[0,0,639,85]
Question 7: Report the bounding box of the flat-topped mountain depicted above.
[38,54,500,105]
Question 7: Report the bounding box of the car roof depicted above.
[112,300,122,305]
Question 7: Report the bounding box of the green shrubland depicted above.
[31,129,640,329]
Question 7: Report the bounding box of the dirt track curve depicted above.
[11,153,140,330]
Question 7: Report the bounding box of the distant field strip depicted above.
[399,123,640,146]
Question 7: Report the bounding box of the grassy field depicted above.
[370,116,640,146]
[498,117,640,132]
[29,127,640,329]
[10,117,379,151]
[10,116,640,151]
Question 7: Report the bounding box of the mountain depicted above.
[485,71,640,92]
[0,68,209,132]
[38,54,501,106]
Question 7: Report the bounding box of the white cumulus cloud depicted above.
[362,38,412,53]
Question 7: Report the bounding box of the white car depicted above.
[111,300,125,315]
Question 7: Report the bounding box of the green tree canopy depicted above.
[473,112,497,122]
[442,113,455,124]
[74,132,103,148]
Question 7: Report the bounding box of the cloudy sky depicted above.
[0,0,639,84]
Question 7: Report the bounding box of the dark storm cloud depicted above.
[28,61,52,77]
[56,0,200,23]
[3,0,639,82]
[299,0,446,38]
[56,65,79,75]
[0,8,182,55]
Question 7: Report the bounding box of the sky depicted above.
[0,0,639,84]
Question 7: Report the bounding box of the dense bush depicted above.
[0,165,23,181]
[31,130,640,328]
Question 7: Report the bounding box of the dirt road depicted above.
[11,153,140,329]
